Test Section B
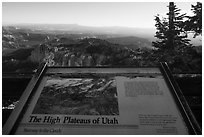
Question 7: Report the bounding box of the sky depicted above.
[2,2,195,28]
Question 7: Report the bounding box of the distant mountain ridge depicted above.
[105,36,152,49]
[3,23,155,40]
[2,25,153,50]
[2,24,201,51]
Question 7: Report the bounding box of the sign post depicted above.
[3,63,201,135]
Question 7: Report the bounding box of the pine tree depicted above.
[151,2,202,73]
[152,2,191,54]
[184,2,202,37]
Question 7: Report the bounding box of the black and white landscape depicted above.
[33,75,119,115]
[2,2,202,127]
[2,23,202,74]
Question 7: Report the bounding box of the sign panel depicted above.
[3,64,200,134]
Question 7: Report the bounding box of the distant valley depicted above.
[2,24,154,51]
[2,24,202,73]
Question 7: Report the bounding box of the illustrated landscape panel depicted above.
[32,75,119,115]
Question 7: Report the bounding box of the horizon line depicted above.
[2,22,156,29]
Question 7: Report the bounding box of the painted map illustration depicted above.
[32,75,119,115]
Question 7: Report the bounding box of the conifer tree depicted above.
[151,2,203,73]
[152,2,191,54]
[184,2,202,37]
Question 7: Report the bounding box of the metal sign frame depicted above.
[2,62,201,134]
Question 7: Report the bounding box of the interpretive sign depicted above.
[3,63,201,135]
